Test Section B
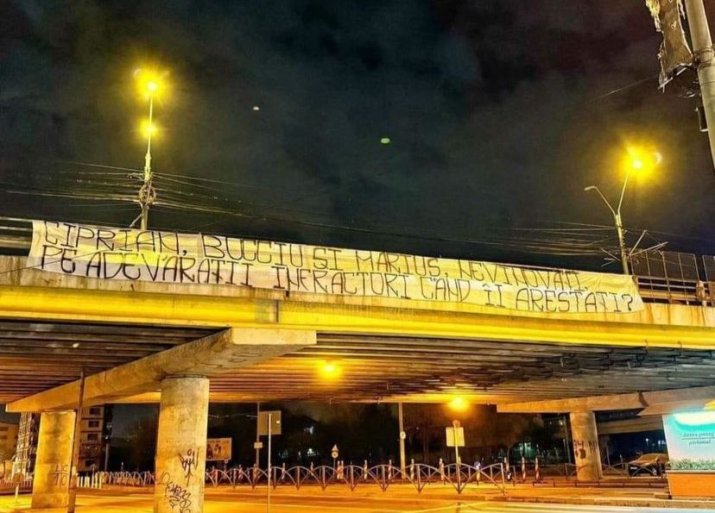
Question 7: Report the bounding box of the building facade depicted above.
[13,413,37,476]
[11,405,112,476]
[0,421,20,477]
[78,405,111,472]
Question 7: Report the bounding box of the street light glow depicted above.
[623,145,660,177]
[319,360,341,380]
[141,119,158,138]
[134,68,167,99]
[447,396,469,412]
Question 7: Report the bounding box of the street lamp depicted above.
[133,68,167,230]
[447,396,469,413]
[584,147,661,275]
[319,360,341,380]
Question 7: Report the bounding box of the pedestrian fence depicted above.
[1,459,666,495]
[94,461,508,495]
[0,474,32,491]
[203,461,509,495]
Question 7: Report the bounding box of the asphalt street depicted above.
[1,488,714,513]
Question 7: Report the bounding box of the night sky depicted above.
[2,0,715,271]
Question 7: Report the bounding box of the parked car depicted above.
[628,453,669,476]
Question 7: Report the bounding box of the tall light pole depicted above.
[684,0,715,173]
[134,69,165,230]
[585,148,661,275]
[398,403,406,477]
[584,184,630,274]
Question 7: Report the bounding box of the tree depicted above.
[403,404,554,464]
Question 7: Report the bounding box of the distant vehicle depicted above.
[628,453,669,476]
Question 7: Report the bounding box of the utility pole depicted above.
[254,402,261,469]
[139,89,155,231]
[584,184,631,275]
[133,69,163,230]
[397,403,406,477]
[685,0,715,172]
[584,147,660,275]
[67,369,86,513]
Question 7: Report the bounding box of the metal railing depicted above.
[632,251,714,306]
[1,458,670,496]
[92,462,508,495]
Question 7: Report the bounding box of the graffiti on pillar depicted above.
[49,464,69,486]
[572,439,597,461]
[178,448,199,486]
[159,472,192,513]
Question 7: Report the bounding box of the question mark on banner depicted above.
[624,294,634,311]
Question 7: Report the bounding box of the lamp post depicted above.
[140,82,156,231]
[134,69,165,230]
[584,148,660,275]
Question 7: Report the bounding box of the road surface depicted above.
[1,487,713,513]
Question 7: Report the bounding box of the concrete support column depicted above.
[570,411,602,481]
[154,376,209,513]
[31,411,76,508]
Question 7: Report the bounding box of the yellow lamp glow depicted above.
[447,396,469,412]
[623,145,661,177]
[319,361,341,380]
[134,68,167,99]
[141,120,158,138]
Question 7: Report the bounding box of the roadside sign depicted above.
[206,438,232,461]
[445,427,465,447]
[258,410,282,436]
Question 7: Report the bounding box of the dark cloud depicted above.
[1,0,714,268]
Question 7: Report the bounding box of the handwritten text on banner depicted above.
[29,221,644,314]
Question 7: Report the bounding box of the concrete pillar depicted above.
[570,411,602,481]
[154,376,209,513]
[31,411,76,508]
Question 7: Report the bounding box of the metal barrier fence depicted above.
[632,251,715,306]
[0,474,33,491]
[0,459,668,496]
[539,462,666,480]
[78,460,666,493]
[89,463,508,495]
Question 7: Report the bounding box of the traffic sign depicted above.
[253,441,263,450]
[399,431,406,440]
[258,410,282,436]
[331,444,339,459]
[445,426,465,447]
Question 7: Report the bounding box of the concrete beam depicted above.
[497,385,715,413]
[639,400,715,416]
[6,327,315,412]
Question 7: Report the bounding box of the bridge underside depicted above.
[210,333,715,403]
[0,319,216,403]
[2,319,714,406]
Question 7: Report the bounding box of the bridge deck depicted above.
[0,255,714,406]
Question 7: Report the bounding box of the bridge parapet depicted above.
[0,255,713,334]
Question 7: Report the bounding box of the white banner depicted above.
[29,221,644,314]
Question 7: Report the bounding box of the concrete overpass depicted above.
[0,245,714,511]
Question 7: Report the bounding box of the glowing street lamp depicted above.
[447,396,469,413]
[133,68,167,230]
[584,146,661,275]
[319,360,341,380]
